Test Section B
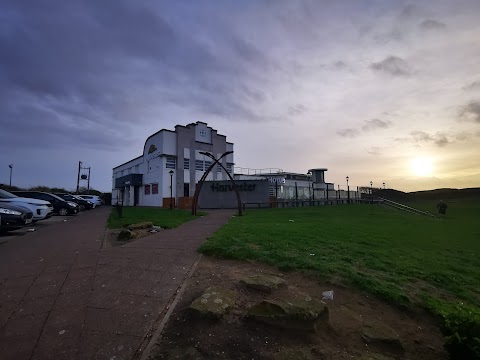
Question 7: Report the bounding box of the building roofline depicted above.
[113,155,143,170]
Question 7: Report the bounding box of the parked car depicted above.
[55,193,94,211]
[0,203,33,232]
[0,188,52,221]
[78,195,102,206]
[13,191,79,216]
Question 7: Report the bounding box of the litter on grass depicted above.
[322,290,334,300]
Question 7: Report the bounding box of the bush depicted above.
[440,304,480,360]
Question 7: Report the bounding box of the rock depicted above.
[362,322,404,351]
[329,305,363,336]
[357,353,396,360]
[161,346,204,359]
[247,290,329,332]
[240,274,287,293]
[117,229,136,241]
[190,287,236,319]
[127,221,153,230]
[273,349,312,360]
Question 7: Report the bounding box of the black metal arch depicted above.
[192,151,243,216]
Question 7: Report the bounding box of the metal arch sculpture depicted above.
[192,151,243,216]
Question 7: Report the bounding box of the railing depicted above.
[234,167,284,176]
[242,198,370,209]
[379,198,435,217]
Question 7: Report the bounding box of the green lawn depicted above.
[200,201,480,358]
[107,206,200,229]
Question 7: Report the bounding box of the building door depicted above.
[184,183,190,197]
[134,186,139,206]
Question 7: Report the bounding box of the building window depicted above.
[204,160,212,170]
[184,158,190,170]
[145,184,151,195]
[217,164,222,173]
[166,156,176,169]
[151,183,158,194]
[195,160,204,171]
[226,163,233,173]
[184,183,189,197]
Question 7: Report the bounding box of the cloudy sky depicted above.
[1,0,479,192]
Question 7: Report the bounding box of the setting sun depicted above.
[411,157,433,177]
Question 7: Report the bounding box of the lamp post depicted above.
[8,164,13,187]
[370,181,373,203]
[383,182,386,189]
[346,176,350,204]
[307,171,312,204]
[169,170,174,210]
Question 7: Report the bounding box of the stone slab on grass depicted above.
[190,287,236,319]
[240,274,287,293]
[126,221,153,230]
[362,322,404,351]
[247,290,328,332]
[117,229,136,241]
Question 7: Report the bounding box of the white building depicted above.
[112,122,234,207]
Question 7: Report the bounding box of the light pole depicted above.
[169,170,174,210]
[346,176,350,204]
[8,164,13,187]
[383,182,386,189]
[307,171,312,204]
[370,181,373,203]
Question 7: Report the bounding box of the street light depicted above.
[169,170,174,210]
[346,176,350,204]
[8,164,13,187]
[370,181,373,203]
[383,182,386,189]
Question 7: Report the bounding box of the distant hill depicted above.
[375,187,480,201]
[408,187,480,200]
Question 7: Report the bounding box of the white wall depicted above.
[195,122,212,143]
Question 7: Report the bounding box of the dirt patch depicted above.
[148,257,448,360]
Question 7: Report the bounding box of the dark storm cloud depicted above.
[370,56,412,76]
[0,0,277,151]
[460,101,480,123]
[419,19,447,31]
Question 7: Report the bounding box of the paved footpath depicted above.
[0,208,234,360]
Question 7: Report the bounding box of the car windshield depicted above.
[48,193,67,201]
[0,189,17,199]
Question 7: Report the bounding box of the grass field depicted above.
[107,206,200,229]
[200,200,480,357]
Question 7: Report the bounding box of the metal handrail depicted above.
[380,198,435,217]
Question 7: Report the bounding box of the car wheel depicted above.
[59,208,69,216]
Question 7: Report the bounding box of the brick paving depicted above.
[0,208,234,360]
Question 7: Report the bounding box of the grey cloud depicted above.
[463,81,480,91]
[288,104,307,116]
[367,147,382,155]
[460,101,480,123]
[420,19,447,31]
[409,131,450,147]
[0,0,280,151]
[337,129,360,138]
[361,119,392,131]
[371,56,413,76]
[338,118,392,138]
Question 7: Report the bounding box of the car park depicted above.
[0,188,52,221]
[13,191,79,216]
[78,195,103,206]
[0,203,33,232]
[55,193,94,211]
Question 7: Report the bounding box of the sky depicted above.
[1,0,480,192]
